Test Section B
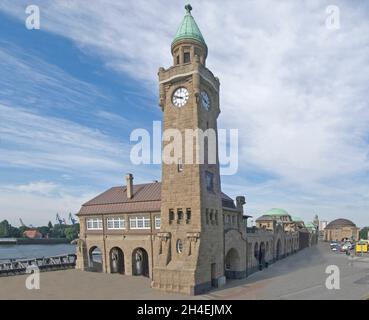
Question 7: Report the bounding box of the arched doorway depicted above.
[110,247,124,274]
[132,248,149,277]
[276,239,282,261]
[259,242,266,267]
[89,246,103,272]
[225,248,240,279]
[254,242,259,261]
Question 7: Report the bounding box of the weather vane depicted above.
[185,4,192,14]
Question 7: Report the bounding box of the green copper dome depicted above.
[292,216,303,222]
[172,4,206,47]
[264,208,290,217]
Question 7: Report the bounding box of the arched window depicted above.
[176,239,183,254]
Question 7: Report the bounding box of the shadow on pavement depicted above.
[208,242,331,295]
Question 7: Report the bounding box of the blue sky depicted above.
[0,0,368,227]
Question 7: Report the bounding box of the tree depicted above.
[37,226,50,238]
[0,220,21,238]
[9,225,21,238]
[0,220,10,237]
[64,224,80,241]
[359,227,369,240]
[49,224,66,238]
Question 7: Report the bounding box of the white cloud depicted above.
[1,0,369,225]
[0,183,95,226]
[0,103,125,174]
[5,181,59,196]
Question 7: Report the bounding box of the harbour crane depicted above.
[56,213,64,225]
[69,213,77,225]
[19,218,33,229]
[19,218,26,227]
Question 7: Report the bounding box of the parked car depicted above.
[330,241,338,248]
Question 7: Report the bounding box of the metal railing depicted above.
[0,254,77,277]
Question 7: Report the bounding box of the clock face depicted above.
[200,90,210,110]
[172,87,189,108]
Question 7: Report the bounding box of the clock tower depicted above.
[152,4,226,295]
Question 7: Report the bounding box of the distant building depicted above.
[323,219,360,242]
[319,220,328,231]
[255,209,318,251]
[23,229,42,239]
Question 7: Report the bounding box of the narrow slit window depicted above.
[169,209,175,224]
[186,208,191,223]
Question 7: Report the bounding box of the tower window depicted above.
[177,209,183,223]
[169,209,174,224]
[184,52,191,63]
[194,48,201,59]
[206,208,209,224]
[205,171,214,192]
[178,158,183,172]
[176,55,180,65]
[176,239,183,254]
[186,208,191,223]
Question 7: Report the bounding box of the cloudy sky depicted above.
[0,0,368,227]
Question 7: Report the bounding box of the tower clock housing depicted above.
[152,4,226,295]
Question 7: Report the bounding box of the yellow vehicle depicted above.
[356,241,368,254]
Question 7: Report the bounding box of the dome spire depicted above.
[172,4,206,47]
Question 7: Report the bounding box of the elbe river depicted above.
[0,244,76,262]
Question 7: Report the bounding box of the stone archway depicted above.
[225,248,240,279]
[132,248,149,277]
[110,247,124,274]
[89,246,103,272]
[276,239,282,261]
[254,242,259,261]
[259,242,266,267]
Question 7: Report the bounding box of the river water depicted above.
[0,244,76,262]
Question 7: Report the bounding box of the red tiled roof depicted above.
[83,183,161,206]
[78,182,238,216]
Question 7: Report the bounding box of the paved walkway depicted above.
[0,243,368,299]
[204,243,369,300]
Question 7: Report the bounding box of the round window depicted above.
[176,239,183,254]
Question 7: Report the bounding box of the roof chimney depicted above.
[236,196,246,213]
[126,174,134,199]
